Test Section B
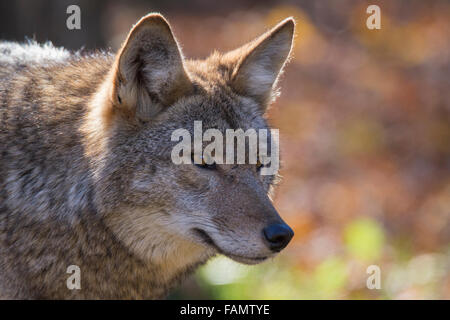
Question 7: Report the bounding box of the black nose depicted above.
[263,223,294,252]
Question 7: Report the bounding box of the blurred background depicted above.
[1,0,449,299]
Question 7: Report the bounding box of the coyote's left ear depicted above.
[111,13,193,121]
[229,18,295,108]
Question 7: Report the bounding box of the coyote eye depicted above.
[192,153,216,170]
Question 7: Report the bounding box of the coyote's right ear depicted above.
[111,13,193,121]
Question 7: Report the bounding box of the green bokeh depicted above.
[344,218,385,262]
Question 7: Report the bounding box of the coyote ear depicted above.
[229,18,294,108]
[112,13,193,121]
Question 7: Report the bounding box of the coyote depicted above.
[0,13,295,299]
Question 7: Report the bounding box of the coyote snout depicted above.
[188,173,295,264]
[170,122,293,262]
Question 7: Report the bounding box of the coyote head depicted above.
[87,13,295,269]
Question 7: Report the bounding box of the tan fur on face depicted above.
[105,206,214,283]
